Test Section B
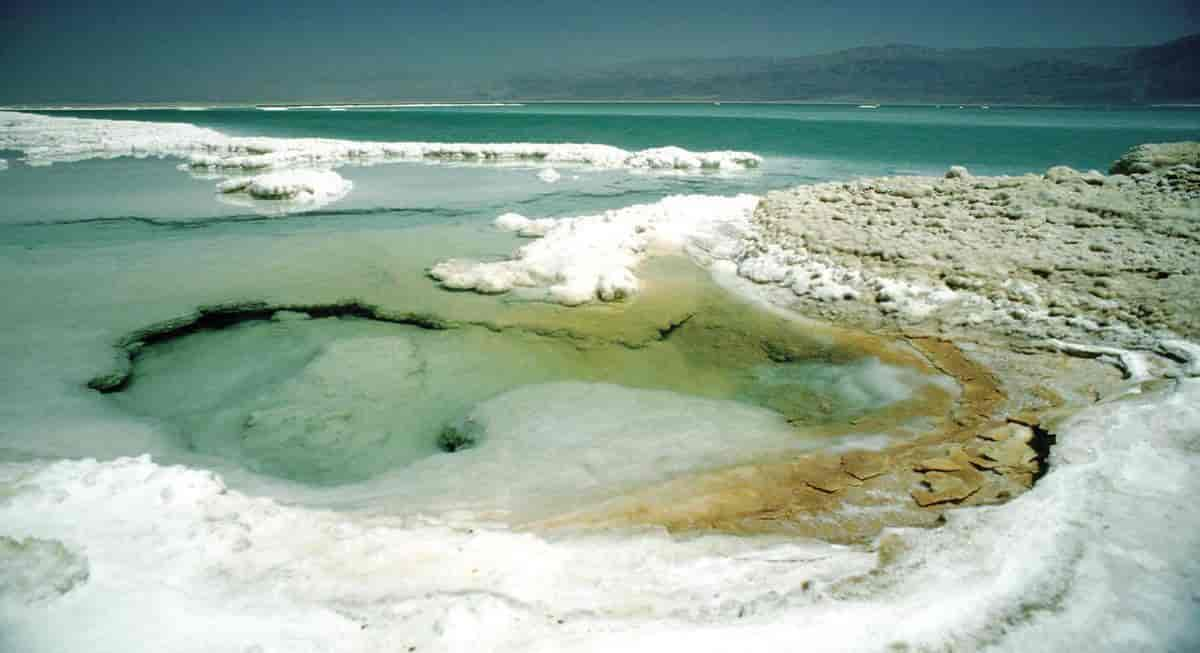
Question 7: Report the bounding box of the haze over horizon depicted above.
[3,0,1199,103]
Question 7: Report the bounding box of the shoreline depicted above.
[507,144,1200,542]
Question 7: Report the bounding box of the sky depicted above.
[2,0,1198,103]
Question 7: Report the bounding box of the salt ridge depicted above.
[0,110,763,172]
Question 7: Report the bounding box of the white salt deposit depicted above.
[493,212,557,237]
[0,111,763,172]
[624,145,765,171]
[0,535,89,606]
[432,194,759,305]
[0,110,227,166]
[537,167,561,183]
[1,378,1196,652]
[216,169,353,204]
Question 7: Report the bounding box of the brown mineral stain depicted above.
[529,336,1046,544]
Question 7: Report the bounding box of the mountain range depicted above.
[501,34,1200,105]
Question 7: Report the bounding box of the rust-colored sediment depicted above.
[531,337,1051,543]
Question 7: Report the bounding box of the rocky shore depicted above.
[540,143,1200,542]
[735,142,1200,355]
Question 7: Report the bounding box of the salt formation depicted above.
[1,376,1197,651]
[732,158,1200,351]
[216,169,352,203]
[1108,141,1200,174]
[0,111,762,172]
[493,212,557,237]
[418,148,1200,651]
[430,195,758,305]
[0,536,89,605]
[537,168,561,183]
[434,157,1200,349]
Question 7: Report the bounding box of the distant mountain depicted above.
[504,35,1200,104]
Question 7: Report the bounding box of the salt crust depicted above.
[436,156,1200,349]
[1109,141,1200,175]
[0,110,762,172]
[739,158,1200,354]
[1,377,1196,651]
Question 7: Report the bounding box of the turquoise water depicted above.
[3,103,1196,231]
[36,103,1200,174]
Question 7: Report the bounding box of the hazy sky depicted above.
[3,0,1198,103]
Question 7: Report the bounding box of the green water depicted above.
[110,283,944,485]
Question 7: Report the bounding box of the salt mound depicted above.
[1109,141,1200,175]
[216,169,353,203]
[493,212,557,237]
[431,194,760,305]
[537,168,561,183]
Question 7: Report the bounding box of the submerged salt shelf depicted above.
[106,309,947,496]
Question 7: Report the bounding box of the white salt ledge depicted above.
[0,111,763,172]
[432,194,760,305]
